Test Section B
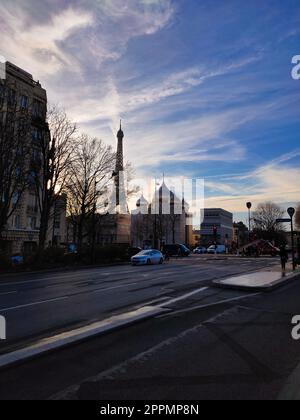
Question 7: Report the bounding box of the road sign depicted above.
[276,218,291,223]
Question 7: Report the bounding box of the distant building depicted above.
[200,208,233,246]
[191,230,201,248]
[47,194,68,248]
[131,182,193,249]
[233,222,249,249]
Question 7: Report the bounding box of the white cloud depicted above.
[205,154,300,213]
[0,0,174,77]
[0,5,94,76]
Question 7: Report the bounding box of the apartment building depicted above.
[0,62,66,256]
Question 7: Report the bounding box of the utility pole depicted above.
[288,207,296,271]
[246,202,252,242]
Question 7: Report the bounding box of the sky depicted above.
[0,0,300,222]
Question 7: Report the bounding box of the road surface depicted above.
[0,257,299,400]
[0,256,279,352]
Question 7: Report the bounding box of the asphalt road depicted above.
[0,257,299,400]
[0,256,279,352]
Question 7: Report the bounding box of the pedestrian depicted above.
[280,245,288,272]
[164,250,170,262]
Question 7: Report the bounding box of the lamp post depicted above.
[246,202,252,242]
[288,207,296,271]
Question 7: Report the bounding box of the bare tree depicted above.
[34,106,77,253]
[66,135,115,252]
[0,79,31,239]
[253,202,284,232]
[252,202,286,245]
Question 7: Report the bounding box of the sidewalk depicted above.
[213,267,300,292]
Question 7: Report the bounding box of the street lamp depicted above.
[246,202,252,242]
[288,207,296,271]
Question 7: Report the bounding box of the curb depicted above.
[213,271,300,293]
[0,285,211,370]
[0,306,166,371]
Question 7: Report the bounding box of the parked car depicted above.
[11,254,24,265]
[207,245,226,254]
[131,250,164,266]
[193,246,207,254]
[162,244,191,257]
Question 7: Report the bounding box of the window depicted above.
[28,170,38,186]
[28,194,38,212]
[20,95,29,109]
[8,88,16,106]
[32,129,43,144]
[32,100,45,118]
[12,191,21,205]
[28,217,37,230]
[14,215,21,229]
[31,148,41,162]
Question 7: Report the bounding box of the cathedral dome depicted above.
[136,195,149,208]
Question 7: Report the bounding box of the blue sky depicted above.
[0,0,300,221]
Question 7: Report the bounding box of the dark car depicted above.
[162,244,191,257]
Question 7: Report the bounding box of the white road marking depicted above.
[0,291,17,296]
[160,292,261,317]
[161,287,209,306]
[0,296,69,312]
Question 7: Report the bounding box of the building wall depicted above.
[200,208,233,246]
[1,62,48,255]
[131,184,192,249]
[0,63,67,256]
[47,195,68,247]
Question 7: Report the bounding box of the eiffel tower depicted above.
[112,120,129,215]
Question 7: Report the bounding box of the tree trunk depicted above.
[38,196,51,254]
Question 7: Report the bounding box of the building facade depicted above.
[0,62,48,256]
[200,208,233,247]
[232,221,249,249]
[131,182,193,249]
[0,62,66,256]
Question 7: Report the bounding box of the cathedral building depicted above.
[131,181,193,249]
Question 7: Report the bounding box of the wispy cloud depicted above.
[1,0,299,217]
[0,4,94,76]
[205,150,300,213]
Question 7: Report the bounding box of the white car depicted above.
[207,245,226,254]
[193,246,207,254]
[131,250,164,266]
